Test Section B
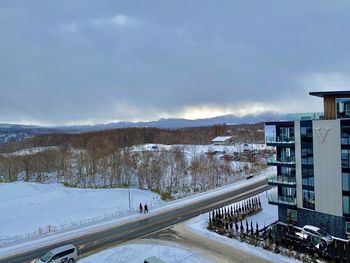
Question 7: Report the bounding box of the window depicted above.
[343,173,350,191]
[346,222,350,234]
[281,186,296,197]
[303,189,315,209]
[59,248,75,258]
[280,167,295,177]
[343,196,350,217]
[342,149,350,168]
[336,98,350,119]
[302,168,314,186]
[300,121,313,144]
[287,209,297,222]
[301,148,313,165]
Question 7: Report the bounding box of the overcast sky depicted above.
[1,1,350,125]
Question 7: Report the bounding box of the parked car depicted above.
[302,225,333,245]
[35,244,78,263]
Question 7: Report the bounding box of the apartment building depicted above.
[265,91,350,239]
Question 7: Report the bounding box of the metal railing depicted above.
[268,175,296,185]
[0,199,164,246]
[266,136,295,144]
[268,193,296,206]
[267,155,295,164]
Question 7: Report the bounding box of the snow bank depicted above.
[79,242,211,263]
[0,182,161,237]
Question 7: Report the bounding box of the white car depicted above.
[302,225,333,245]
[35,244,77,263]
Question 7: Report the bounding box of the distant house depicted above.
[211,136,234,145]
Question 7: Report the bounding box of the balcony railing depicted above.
[268,193,296,206]
[268,175,296,185]
[267,155,295,164]
[342,137,350,145]
[266,136,295,144]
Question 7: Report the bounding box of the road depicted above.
[0,178,268,263]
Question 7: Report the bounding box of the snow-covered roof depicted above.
[211,136,233,142]
[303,225,320,232]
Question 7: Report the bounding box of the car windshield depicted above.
[317,229,328,237]
[40,252,53,262]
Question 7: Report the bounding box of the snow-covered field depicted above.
[186,189,301,263]
[80,242,211,263]
[0,182,161,238]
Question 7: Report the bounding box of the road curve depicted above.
[0,177,268,263]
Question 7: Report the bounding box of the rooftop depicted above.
[309,90,350,98]
[211,136,233,142]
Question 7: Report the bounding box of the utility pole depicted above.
[128,188,131,212]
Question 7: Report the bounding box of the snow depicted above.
[130,143,271,164]
[79,242,212,263]
[0,182,161,237]
[0,173,271,259]
[211,136,232,142]
[185,189,301,263]
[1,146,59,157]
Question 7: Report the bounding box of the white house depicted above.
[211,136,234,145]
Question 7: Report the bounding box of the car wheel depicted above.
[320,240,327,248]
[68,259,74,263]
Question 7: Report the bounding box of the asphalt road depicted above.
[0,178,268,263]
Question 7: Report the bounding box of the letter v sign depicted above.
[314,127,331,143]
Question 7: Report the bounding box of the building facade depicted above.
[265,91,350,239]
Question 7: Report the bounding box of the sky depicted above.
[1,0,350,125]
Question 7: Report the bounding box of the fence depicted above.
[0,199,163,246]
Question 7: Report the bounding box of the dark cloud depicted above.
[1,0,350,124]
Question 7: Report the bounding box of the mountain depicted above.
[0,111,288,144]
[61,111,288,131]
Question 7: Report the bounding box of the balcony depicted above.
[266,136,295,146]
[268,193,297,207]
[267,155,295,167]
[268,175,296,186]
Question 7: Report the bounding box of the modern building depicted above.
[265,91,350,239]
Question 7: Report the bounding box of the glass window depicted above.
[341,124,350,145]
[343,196,350,216]
[300,121,313,144]
[287,209,297,222]
[337,98,350,119]
[302,168,314,187]
[281,186,296,197]
[40,252,53,262]
[342,149,350,168]
[346,222,350,234]
[265,125,276,143]
[343,173,350,191]
[303,189,315,209]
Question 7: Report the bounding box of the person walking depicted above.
[139,203,143,213]
[144,203,148,213]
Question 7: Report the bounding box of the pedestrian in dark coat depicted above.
[144,204,148,213]
[139,203,143,213]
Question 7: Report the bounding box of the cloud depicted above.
[1,1,350,125]
[91,14,136,27]
[58,22,78,33]
[301,72,350,91]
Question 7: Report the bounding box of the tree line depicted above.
[0,146,268,199]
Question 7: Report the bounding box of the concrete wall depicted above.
[313,119,342,216]
[294,121,303,208]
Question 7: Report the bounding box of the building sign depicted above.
[314,127,331,143]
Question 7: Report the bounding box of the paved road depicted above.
[0,178,268,263]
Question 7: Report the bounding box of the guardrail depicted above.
[0,199,163,246]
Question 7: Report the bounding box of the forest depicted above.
[0,123,267,199]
